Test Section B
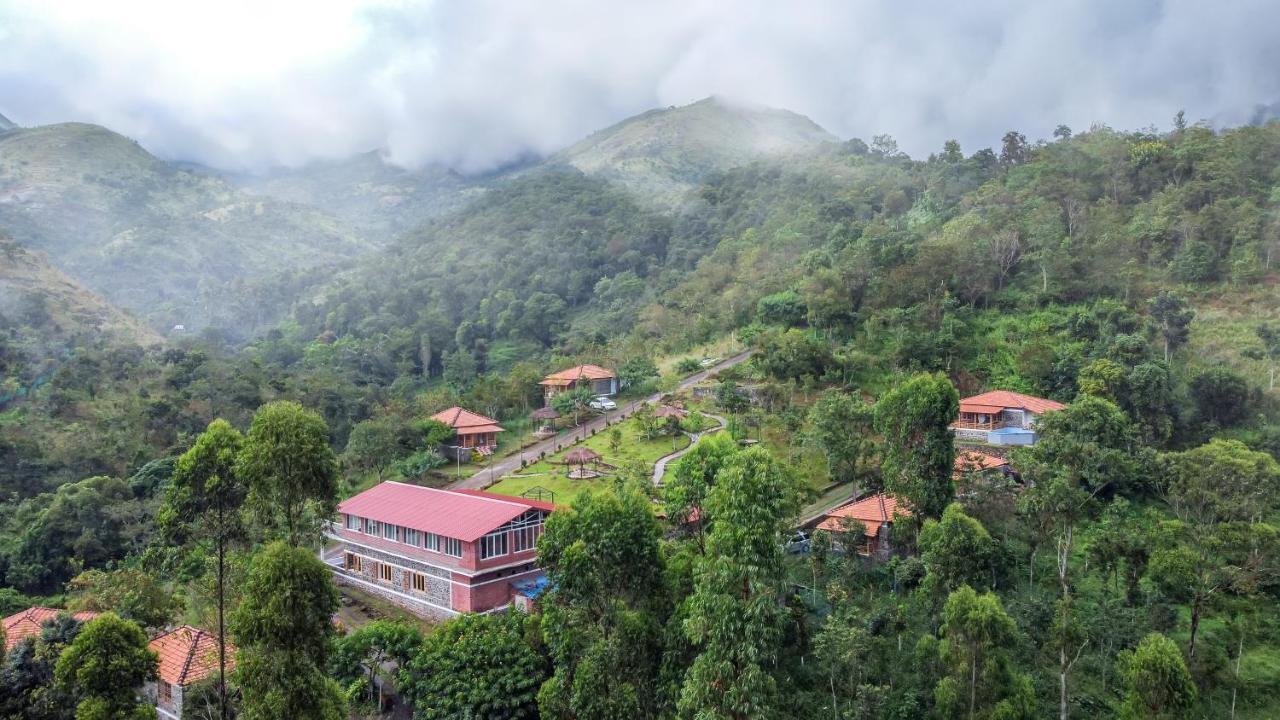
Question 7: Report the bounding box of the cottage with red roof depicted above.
[430,406,506,460]
[2,606,99,653]
[816,494,909,559]
[327,482,555,617]
[146,625,233,720]
[539,364,617,405]
[951,390,1065,446]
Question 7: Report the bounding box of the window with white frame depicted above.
[403,528,421,546]
[507,510,545,553]
[364,518,377,534]
[382,523,398,541]
[345,514,360,530]
[423,532,441,552]
[479,530,509,559]
[442,537,462,558]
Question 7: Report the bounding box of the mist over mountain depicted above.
[0,122,370,333]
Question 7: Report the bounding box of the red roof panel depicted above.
[338,482,550,542]
[150,625,233,687]
[3,607,99,652]
[958,390,1065,415]
[817,494,908,536]
[429,406,506,434]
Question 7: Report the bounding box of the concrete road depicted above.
[449,349,754,490]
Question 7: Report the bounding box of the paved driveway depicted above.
[449,349,754,490]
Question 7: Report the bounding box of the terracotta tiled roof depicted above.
[959,390,1065,415]
[3,607,99,652]
[539,364,616,386]
[149,625,233,687]
[429,406,506,435]
[954,450,1009,472]
[817,494,908,536]
[338,481,555,542]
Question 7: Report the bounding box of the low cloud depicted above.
[2,0,1278,173]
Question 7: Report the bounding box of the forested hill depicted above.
[0,122,371,333]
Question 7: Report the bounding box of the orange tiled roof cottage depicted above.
[539,364,618,404]
[430,406,506,459]
[952,390,1065,446]
[817,494,909,558]
[147,625,234,720]
[2,606,99,652]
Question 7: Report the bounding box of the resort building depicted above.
[430,406,505,460]
[147,625,232,720]
[816,493,909,559]
[539,364,618,405]
[2,606,99,653]
[327,482,555,618]
[951,390,1065,445]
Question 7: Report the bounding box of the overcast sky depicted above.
[2,0,1278,173]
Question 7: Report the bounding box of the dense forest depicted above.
[2,109,1280,719]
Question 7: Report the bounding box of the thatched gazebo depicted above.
[532,406,561,439]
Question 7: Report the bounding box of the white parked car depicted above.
[589,396,617,411]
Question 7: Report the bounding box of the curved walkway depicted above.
[650,411,726,485]
[449,349,754,491]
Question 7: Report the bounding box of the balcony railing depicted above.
[951,419,1007,431]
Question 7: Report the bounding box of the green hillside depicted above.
[552,96,838,203]
[232,151,489,243]
[0,122,371,333]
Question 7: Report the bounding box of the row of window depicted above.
[344,512,544,560]
[345,515,464,558]
[345,553,434,593]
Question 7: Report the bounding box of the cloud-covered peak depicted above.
[2,0,1278,173]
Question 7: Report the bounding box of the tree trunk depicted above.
[1231,632,1244,719]
[1188,597,1203,658]
[969,654,977,720]
[217,499,228,720]
[1060,647,1069,720]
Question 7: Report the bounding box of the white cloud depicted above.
[2,0,1278,172]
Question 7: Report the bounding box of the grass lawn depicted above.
[486,416,690,500]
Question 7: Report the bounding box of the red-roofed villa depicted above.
[327,482,555,617]
[817,494,909,559]
[952,390,1065,445]
[2,606,99,653]
[146,625,234,720]
[539,364,617,405]
[430,406,506,460]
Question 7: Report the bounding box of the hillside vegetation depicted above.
[0,123,370,332]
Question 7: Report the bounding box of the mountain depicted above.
[0,122,371,333]
[0,112,16,133]
[550,96,839,203]
[230,152,489,243]
[0,236,159,346]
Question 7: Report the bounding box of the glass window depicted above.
[364,518,377,534]
[379,563,393,582]
[412,573,426,592]
[403,528,420,546]
[512,525,541,553]
[383,523,397,541]
[345,514,360,530]
[442,537,463,558]
[480,530,509,559]
[423,532,441,552]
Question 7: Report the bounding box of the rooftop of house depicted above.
[150,625,233,687]
[539,364,616,386]
[337,482,555,542]
[3,607,100,652]
[954,450,1010,473]
[817,494,908,536]
[429,406,505,435]
[958,390,1066,416]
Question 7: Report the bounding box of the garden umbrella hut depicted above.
[563,446,602,479]
[531,406,561,439]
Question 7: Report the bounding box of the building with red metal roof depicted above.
[952,390,1066,446]
[328,482,555,617]
[539,364,618,404]
[2,606,99,653]
[146,625,233,720]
